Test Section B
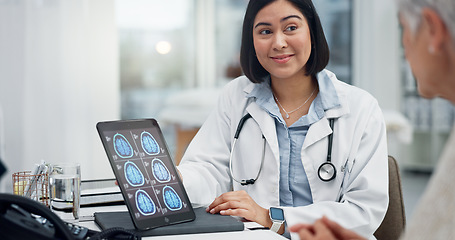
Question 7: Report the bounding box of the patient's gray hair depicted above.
[397,0,455,41]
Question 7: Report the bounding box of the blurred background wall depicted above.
[0,0,453,196]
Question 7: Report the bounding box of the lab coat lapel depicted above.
[245,103,280,164]
[303,93,350,149]
[303,117,332,149]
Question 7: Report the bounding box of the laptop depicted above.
[96,119,244,236]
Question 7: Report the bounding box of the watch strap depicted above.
[270,221,283,232]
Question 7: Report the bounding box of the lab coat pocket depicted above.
[336,158,355,202]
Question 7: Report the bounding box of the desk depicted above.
[54,205,288,240]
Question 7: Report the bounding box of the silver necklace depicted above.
[274,87,317,119]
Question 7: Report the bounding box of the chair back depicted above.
[374,156,406,240]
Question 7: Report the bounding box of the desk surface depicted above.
[54,205,288,240]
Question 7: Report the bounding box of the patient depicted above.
[289,0,455,239]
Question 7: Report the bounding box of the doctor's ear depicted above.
[421,7,450,54]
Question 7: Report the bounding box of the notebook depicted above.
[96,119,244,235]
[51,179,124,212]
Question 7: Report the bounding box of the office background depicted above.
[0,0,453,220]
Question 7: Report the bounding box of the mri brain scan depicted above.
[141,131,160,155]
[163,186,182,211]
[113,133,133,158]
[124,161,145,187]
[151,158,171,183]
[135,189,156,216]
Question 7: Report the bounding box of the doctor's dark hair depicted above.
[240,0,329,83]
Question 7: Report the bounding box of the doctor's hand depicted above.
[289,216,366,240]
[206,190,278,232]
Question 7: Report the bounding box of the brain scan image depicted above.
[162,186,182,211]
[141,131,160,155]
[124,161,145,187]
[151,158,171,183]
[113,133,133,158]
[135,190,156,216]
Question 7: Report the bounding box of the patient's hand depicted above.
[206,190,280,233]
[289,216,366,240]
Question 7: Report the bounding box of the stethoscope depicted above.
[229,114,336,185]
[318,118,336,182]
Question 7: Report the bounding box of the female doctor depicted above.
[177,0,388,238]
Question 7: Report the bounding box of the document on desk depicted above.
[80,179,124,206]
[52,179,124,210]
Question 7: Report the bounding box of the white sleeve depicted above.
[177,82,236,207]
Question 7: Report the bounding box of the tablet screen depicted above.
[96,119,195,230]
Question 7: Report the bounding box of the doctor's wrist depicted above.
[268,207,286,235]
[256,207,272,229]
[176,168,183,181]
[264,209,285,235]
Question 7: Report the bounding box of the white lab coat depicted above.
[178,69,388,239]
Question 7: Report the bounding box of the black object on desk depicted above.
[0,158,6,180]
[94,207,244,237]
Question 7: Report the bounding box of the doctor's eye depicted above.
[259,29,272,35]
[285,25,297,32]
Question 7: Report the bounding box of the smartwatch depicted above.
[269,207,285,233]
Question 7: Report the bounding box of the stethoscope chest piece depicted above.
[318,162,336,181]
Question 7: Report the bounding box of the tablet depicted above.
[96,119,195,230]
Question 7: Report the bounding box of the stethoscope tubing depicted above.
[229,113,266,185]
[318,118,337,182]
[230,113,336,185]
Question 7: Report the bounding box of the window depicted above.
[313,0,352,83]
[116,0,196,120]
[214,0,248,84]
[116,0,353,152]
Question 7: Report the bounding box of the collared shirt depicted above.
[247,71,340,207]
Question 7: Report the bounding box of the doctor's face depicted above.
[253,0,312,81]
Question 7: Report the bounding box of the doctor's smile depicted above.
[271,54,294,64]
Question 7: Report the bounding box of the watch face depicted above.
[270,207,284,221]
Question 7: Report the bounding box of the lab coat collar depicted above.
[243,69,350,120]
[242,69,351,150]
[316,70,341,111]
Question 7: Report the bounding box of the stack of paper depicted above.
[52,178,124,211]
[81,179,124,206]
